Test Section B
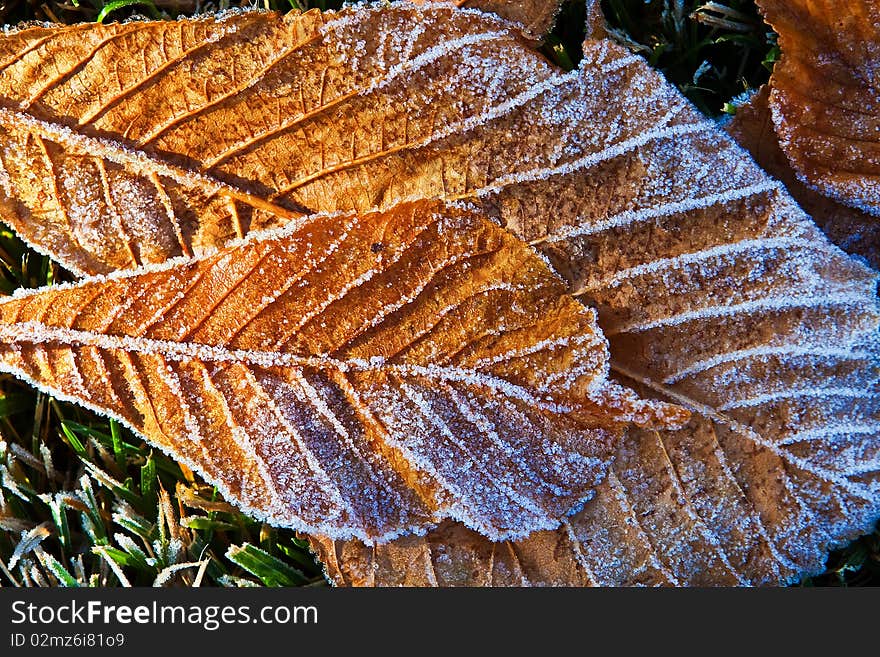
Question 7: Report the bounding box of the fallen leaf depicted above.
[0,5,876,584]
[420,0,563,39]
[757,0,880,216]
[0,199,682,542]
[726,86,880,269]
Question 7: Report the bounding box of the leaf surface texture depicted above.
[726,86,880,269]
[757,0,880,216]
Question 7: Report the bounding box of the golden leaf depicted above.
[726,86,880,269]
[0,199,682,541]
[0,5,876,584]
[757,0,880,216]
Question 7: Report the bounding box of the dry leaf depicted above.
[0,5,562,276]
[0,5,876,584]
[757,0,880,216]
[464,0,561,39]
[421,0,563,39]
[0,199,683,541]
[726,86,880,269]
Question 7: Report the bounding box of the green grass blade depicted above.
[226,543,308,586]
[37,551,80,587]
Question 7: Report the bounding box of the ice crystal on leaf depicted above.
[756,0,880,217]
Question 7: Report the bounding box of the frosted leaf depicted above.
[757,0,880,216]
[726,85,880,269]
[415,0,563,40]
[0,200,683,542]
[0,5,875,585]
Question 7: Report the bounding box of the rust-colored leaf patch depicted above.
[757,0,880,216]
[726,86,880,269]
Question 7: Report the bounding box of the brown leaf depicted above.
[419,0,563,39]
[0,6,876,584]
[757,0,880,216]
[0,6,565,276]
[0,199,682,541]
[305,15,880,584]
[726,86,880,269]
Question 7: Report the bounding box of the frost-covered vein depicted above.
[434,308,555,368]
[85,348,125,408]
[0,321,575,414]
[560,519,601,586]
[359,30,507,97]
[384,282,521,361]
[540,360,604,387]
[612,362,876,500]
[287,369,351,445]
[471,332,603,371]
[652,429,748,585]
[196,364,285,508]
[114,351,163,436]
[718,387,867,411]
[124,265,209,338]
[30,133,87,258]
[610,292,869,335]
[665,345,873,385]
[223,226,353,345]
[149,172,192,258]
[446,386,563,497]
[0,31,67,77]
[287,367,412,513]
[77,22,254,126]
[96,158,140,267]
[846,457,880,476]
[459,123,709,200]
[24,24,144,107]
[540,181,782,245]
[274,218,438,349]
[331,246,500,354]
[66,348,93,401]
[274,68,682,199]
[155,356,202,444]
[174,249,273,341]
[605,471,680,584]
[0,107,302,225]
[502,542,529,585]
[598,53,643,75]
[239,368,354,516]
[575,236,824,294]
[699,422,793,576]
[326,368,436,512]
[777,423,880,446]
[422,542,439,586]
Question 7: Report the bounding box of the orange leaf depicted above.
[726,86,880,269]
[0,200,682,541]
[757,0,880,216]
